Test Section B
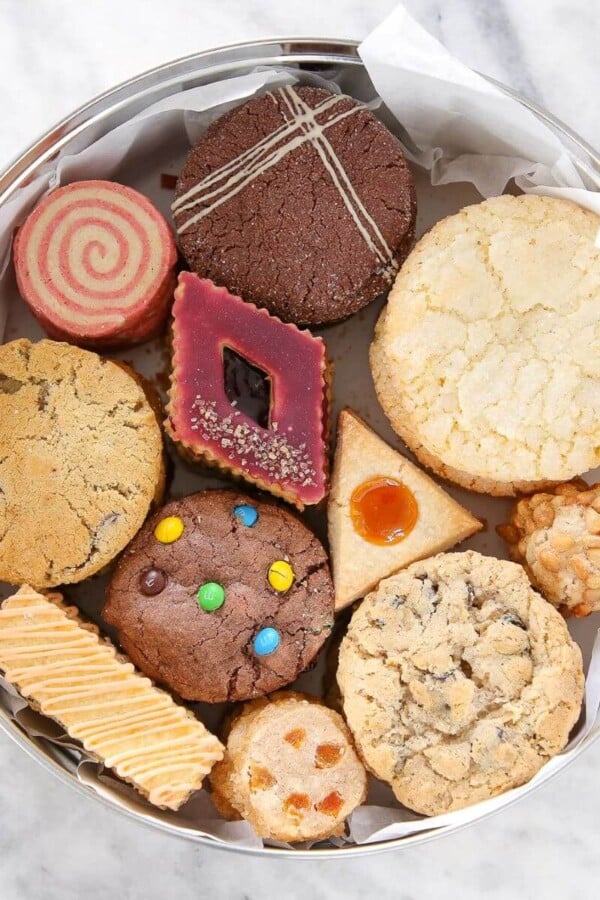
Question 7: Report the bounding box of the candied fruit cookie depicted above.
[209,691,367,842]
[338,551,584,817]
[498,481,600,616]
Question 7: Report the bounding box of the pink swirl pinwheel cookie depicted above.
[14,180,177,348]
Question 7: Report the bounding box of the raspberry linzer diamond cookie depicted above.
[166,273,329,508]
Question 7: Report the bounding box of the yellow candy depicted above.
[154,516,184,544]
[268,560,294,593]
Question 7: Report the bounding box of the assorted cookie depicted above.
[337,551,585,816]
[498,481,600,617]
[370,194,600,496]
[0,338,165,588]
[1,84,598,843]
[328,409,481,609]
[209,692,367,841]
[166,273,330,510]
[173,86,416,325]
[14,181,177,348]
[103,491,334,702]
[0,586,223,810]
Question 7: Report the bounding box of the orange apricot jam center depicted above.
[350,477,418,546]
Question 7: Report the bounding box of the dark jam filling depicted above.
[222,346,271,430]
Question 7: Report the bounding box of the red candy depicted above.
[13,181,177,348]
[167,273,329,509]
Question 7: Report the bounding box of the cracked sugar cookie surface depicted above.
[370,194,600,495]
[104,491,334,703]
[337,551,584,816]
[0,339,164,588]
[499,481,600,616]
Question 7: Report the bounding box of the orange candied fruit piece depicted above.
[284,792,311,814]
[314,742,343,768]
[249,765,276,791]
[284,727,307,749]
[316,790,344,817]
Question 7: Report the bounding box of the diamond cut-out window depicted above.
[222,346,271,430]
[167,273,329,509]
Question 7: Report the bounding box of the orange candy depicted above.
[350,477,418,546]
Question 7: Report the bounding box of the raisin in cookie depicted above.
[370,194,600,496]
[210,691,367,842]
[337,551,584,817]
[499,481,600,617]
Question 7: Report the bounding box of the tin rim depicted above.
[0,37,598,859]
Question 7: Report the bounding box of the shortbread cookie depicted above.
[328,409,481,608]
[173,86,416,325]
[499,481,600,617]
[14,181,177,348]
[0,339,165,588]
[370,194,600,495]
[104,491,334,703]
[209,692,367,842]
[0,586,223,810]
[338,551,584,816]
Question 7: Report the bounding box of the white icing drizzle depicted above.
[172,87,398,276]
[172,92,342,215]
[280,86,398,278]
[0,587,223,810]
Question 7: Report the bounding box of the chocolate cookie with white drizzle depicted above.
[172,86,416,325]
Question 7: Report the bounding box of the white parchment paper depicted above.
[0,3,599,850]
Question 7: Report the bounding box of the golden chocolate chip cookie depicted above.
[0,339,164,587]
[338,551,584,816]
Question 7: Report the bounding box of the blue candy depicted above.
[253,627,280,656]
[233,504,259,528]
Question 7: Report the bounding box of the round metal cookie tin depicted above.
[0,38,599,859]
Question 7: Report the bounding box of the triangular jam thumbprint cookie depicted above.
[166,273,330,509]
[328,409,481,609]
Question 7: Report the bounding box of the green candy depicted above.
[197,582,225,612]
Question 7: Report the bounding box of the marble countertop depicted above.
[0,1,598,898]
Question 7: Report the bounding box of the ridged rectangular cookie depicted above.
[0,585,223,810]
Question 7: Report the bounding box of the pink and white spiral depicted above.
[14,180,177,347]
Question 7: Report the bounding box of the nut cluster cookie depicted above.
[338,551,584,816]
[104,491,334,703]
[370,194,600,495]
[0,339,165,588]
[499,481,600,617]
[210,692,367,842]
